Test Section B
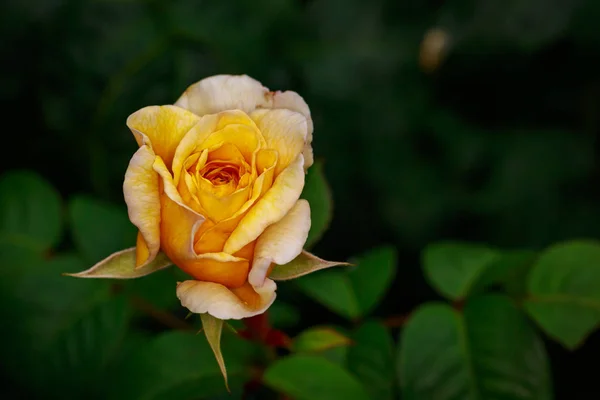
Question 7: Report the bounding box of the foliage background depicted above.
[1,0,600,399]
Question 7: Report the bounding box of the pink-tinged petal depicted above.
[250,109,308,176]
[223,154,305,255]
[175,75,270,116]
[123,145,161,266]
[269,90,314,170]
[177,279,277,320]
[249,200,311,287]
[126,105,200,166]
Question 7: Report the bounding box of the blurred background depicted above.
[1,0,600,399]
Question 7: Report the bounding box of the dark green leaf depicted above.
[109,331,257,400]
[347,321,396,400]
[399,296,552,400]
[68,196,136,263]
[0,170,62,252]
[296,246,396,319]
[296,270,360,319]
[470,250,538,296]
[348,246,397,315]
[423,241,500,300]
[301,161,333,248]
[3,254,130,397]
[524,240,600,349]
[269,301,301,329]
[263,354,370,400]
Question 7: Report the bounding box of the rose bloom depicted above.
[123,75,315,320]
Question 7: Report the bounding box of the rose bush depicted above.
[69,75,341,320]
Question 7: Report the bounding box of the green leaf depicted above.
[200,313,229,391]
[423,241,500,300]
[0,170,62,252]
[3,254,131,396]
[108,331,256,400]
[269,301,301,329]
[347,321,396,400]
[292,326,352,353]
[296,270,360,319]
[270,250,349,281]
[399,296,552,400]
[348,246,397,315]
[471,250,537,296]
[295,246,396,319]
[301,161,333,248]
[68,196,137,263]
[64,248,172,279]
[263,354,370,400]
[524,240,600,349]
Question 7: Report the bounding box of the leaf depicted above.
[200,313,229,391]
[347,321,396,400]
[423,241,500,300]
[263,354,370,400]
[347,246,397,315]
[399,296,552,400]
[3,254,131,396]
[107,331,256,400]
[471,249,537,296]
[269,250,350,281]
[292,326,352,353]
[269,301,301,329]
[301,161,333,248]
[524,240,600,349]
[0,170,62,252]
[63,248,172,279]
[295,246,396,319]
[68,196,136,263]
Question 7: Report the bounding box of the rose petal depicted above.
[126,105,200,166]
[154,157,250,287]
[249,200,311,287]
[172,110,263,185]
[270,90,314,170]
[177,279,277,320]
[223,154,305,255]
[175,75,270,117]
[123,145,161,266]
[250,109,308,176]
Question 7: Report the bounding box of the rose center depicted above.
[200,163,240,186]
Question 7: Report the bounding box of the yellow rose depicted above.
[122,75,315,320]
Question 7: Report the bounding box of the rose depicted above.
[125,75,317,320]
[68,74,343,321]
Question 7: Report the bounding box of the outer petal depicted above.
[177,279,277,320]
[175,75,270,117]
[223,154,306,255]
[250,109,308,176]
[123,145,161,266]
[249,200,311,287]
[127,105,200,166]
[269,90,314,170]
